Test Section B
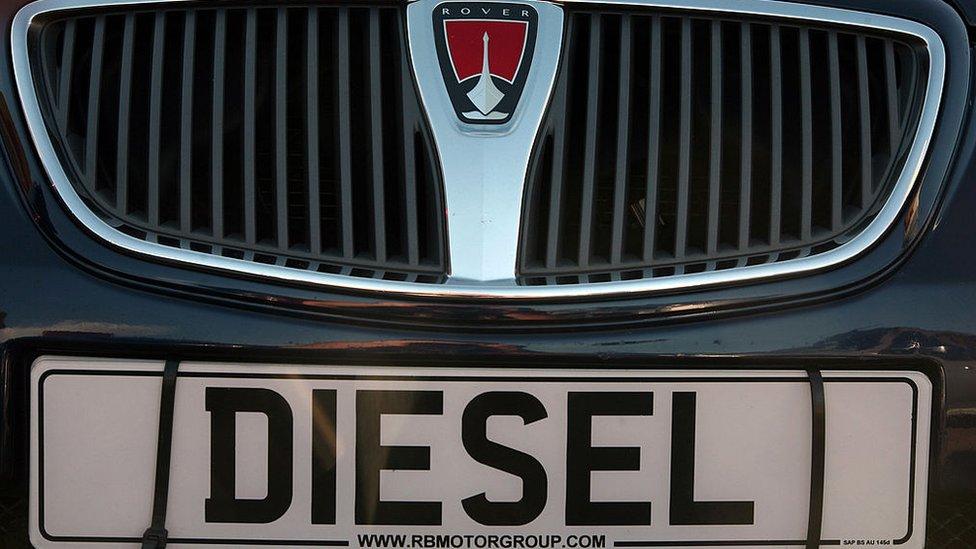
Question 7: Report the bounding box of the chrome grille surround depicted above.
[12,0,946,299]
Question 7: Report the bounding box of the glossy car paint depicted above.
[1,0,975,545]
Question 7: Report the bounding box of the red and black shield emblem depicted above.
[433,2,538,125]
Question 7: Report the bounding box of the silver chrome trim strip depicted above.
[12,0,945,299]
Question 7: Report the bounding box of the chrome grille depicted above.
[519,8,925,285]
[32,4,447,282]
[13,0,945,298]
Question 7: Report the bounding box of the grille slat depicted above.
[368,7,387,265]
[676,17,692,260]
[211,8,226,239]
[399,24,420,267]
[274,7,288,250]
[739,23,753,251]
[336,9,355,260]
[84,16,104,192]
[115,14,133,214]
[306,7,321,257]
[707,20,723,256]
[55,19,74,134]
[769,24,782,247]
[857,35,872,211]
[799,28,813,242]
[544,27,572,271]
[520,9,925,285]
[179,11,195,234]
[828,30,842,233]
[643,15,662,264]
[243,8,257,244]
[578,14,601,271]
[610,15,631,268]
[35,4,446,281]
[885,40,901,157]
[147,13,164,227]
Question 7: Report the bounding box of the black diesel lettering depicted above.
[356,390,444,525]
[461,391,549,526]
[311,389,338,525]
[205,387,294,524]
[669,392,755,525]
[566,392,653,525]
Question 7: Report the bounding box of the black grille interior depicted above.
[33,4,447,283]
[519,8,926,285]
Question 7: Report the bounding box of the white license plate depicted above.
[30,357,931,549]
